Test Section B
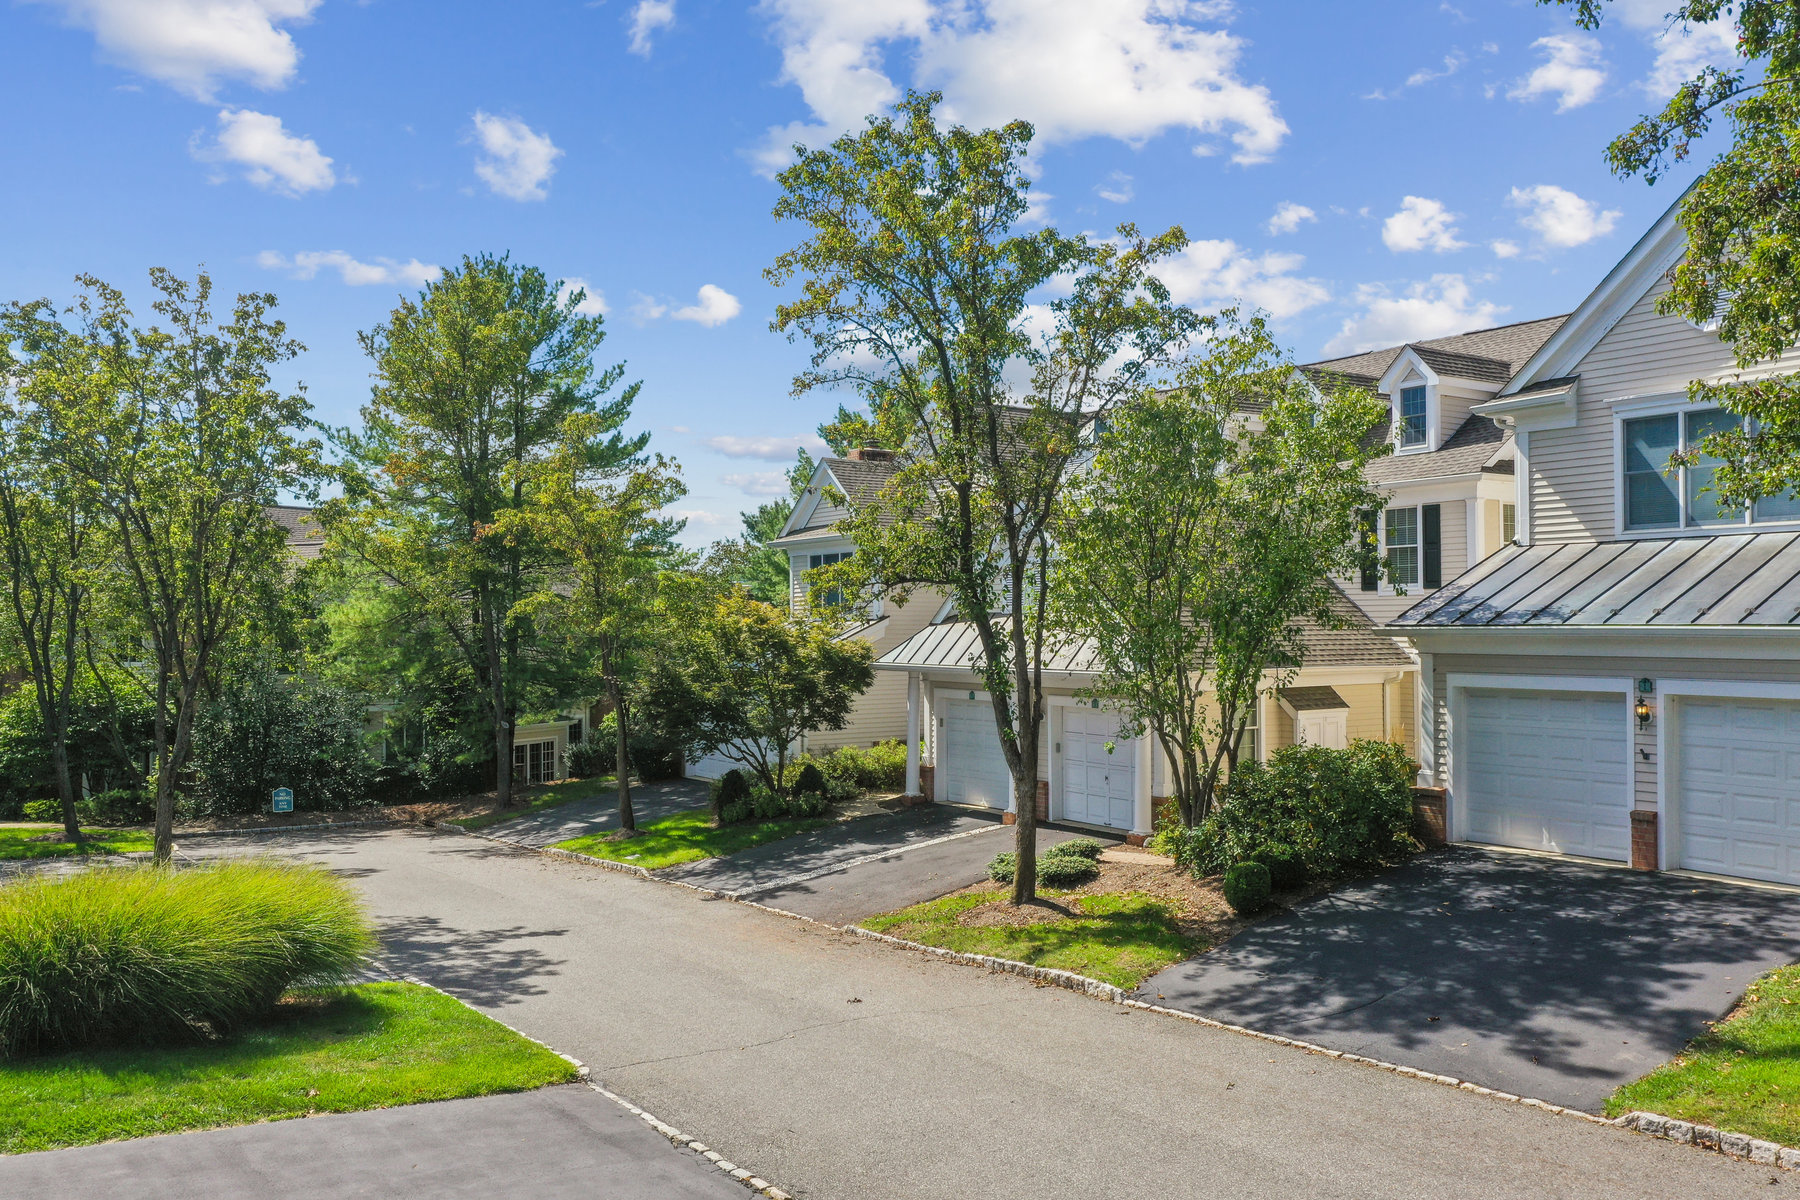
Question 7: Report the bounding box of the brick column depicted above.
[1412,786,1447,847]
[1035,780,1049,822]
[1630,809,1659,871]
[917,764,934,803]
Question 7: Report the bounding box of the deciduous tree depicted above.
[1054,312,1388,828]
[766,91,1199,903]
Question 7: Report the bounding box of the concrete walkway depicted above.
[0,1084,747,1199]
[1136,847,1800,1112]
[138,828,1783,1199]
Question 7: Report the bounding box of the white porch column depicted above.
[904,672,922,796]
[1416,652,1437,786]
[1132,728,1154,841]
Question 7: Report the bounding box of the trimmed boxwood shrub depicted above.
[792,761,828,799]
[1222,862,1271,915]
[1253,843,1308,892]
[987,851,1018,884]
[0,859,376,1057]
[986,839,1106,887]
[1183,740,1417,882]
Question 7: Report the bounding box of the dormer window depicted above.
[1399,385,1428,448]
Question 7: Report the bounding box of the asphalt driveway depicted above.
[746,818,1104,924]
[1135,847,1800,1112]
[0,1085,748,1199]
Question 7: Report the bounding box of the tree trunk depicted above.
[614,687,634,832]
[151,673,174,864]
[485,605,513,808]
[51,740,80,843]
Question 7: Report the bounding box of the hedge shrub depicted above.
[813,741,908,792]
[986,839,1106,887]
[1254,843,1308,892]
[22,791,154,827]
[1222,862,1271,914]
[1181,740,1417,881]
[0,859,376,1056]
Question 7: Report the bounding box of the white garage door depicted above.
[1060,707,1136,830]
[939,700,1012,809]
[1679,697,1800,886]
[1461,688,1630,860]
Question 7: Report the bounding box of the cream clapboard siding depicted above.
[1531,277,1800,543]
[1260,677,1413,757]
[1346,499,1469,625]
[805,591,945,753]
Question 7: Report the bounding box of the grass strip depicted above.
[862,889,1207,990]
[554,807,833,870]
[0,982,577,1154]
[456,776,618,832]
[1609,964,1800,1143]
[0,826,154,860]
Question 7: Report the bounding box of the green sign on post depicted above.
[272,787,294,814]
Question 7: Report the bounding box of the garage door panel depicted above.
[942,702,1011,810]
[1678,696,1800,886]
[1461,688,1629,861]
[1060,708,1136,830]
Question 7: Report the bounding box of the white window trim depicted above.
[1395,379,1433,455]
[1442,673,1635,849]
[1611,400,1800,539]
[1379,505,1421,597]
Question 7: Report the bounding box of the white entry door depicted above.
[1296,709,1348,749]
[1678,697,1800,886]
[1460,687,1630,860]
[939,700,1012,809]
[1059,707,1136,830]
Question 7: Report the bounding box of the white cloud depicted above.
[627,0,676,56]
[1266,201,1316,236]
[705,434,828,460]
[751,0,1287,175]
[1022,189,1054,225]
[559,277,609,317]
[722,471,792,497]
[1610,0,1738,97]
[1324,274,1507,356]
[1508,32,1606,111]
[667,508,733,530]
[470,111,562,201]
[28,0,319,101]
[1154,239,1331,321]
[1491,239,1521,259]
[1381,196,1466,254]
[672,283,742,327]
[1096,171,1133,204]
[1405,50,1466,88]
[1507,183,1623,249]
[195,108,334,194]
[256,250,440,287]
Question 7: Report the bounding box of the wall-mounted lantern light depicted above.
[1635,678,1655,730]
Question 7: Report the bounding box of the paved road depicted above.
[0,1084,747,1199]
[1136,847,1800,1112]
[137,828,1783,1199]
[746,819,1098,924]
[501,778,713,847]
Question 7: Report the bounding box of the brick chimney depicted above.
[846,447,896,463]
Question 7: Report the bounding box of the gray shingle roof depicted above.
[1390,531,1800,628]
[1302,313,1570,392]
[1280,685,1349,711]
[267,504,324,558]
[823,455,901,506]
[1362,414,1510,484]
[1410,346,1515,384]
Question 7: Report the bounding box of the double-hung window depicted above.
[1399,386,1428,448]
[806,551,850,608]
[1385,507,1419,587]
[1623,408,1800,530]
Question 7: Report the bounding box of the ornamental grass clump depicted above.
[0,859,376,1057]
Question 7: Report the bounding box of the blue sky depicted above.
[0,0,1734,542]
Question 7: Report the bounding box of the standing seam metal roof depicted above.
[1390,532,1800,627]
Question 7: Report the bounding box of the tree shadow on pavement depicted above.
[377,913,569,1008]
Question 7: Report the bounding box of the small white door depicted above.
[1059,707,1136,829]
[1461,687,1630,860]
[1296,709,1348,750]
[939,700,1012,809]
[1678,697,1800,886]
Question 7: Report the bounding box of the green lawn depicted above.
[1609,964,1800,1142]
[0,982,578,1154]
[456,776,618,832]
[0,825,154,860]
[861,889,1207,990]
[554,807,833,870]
